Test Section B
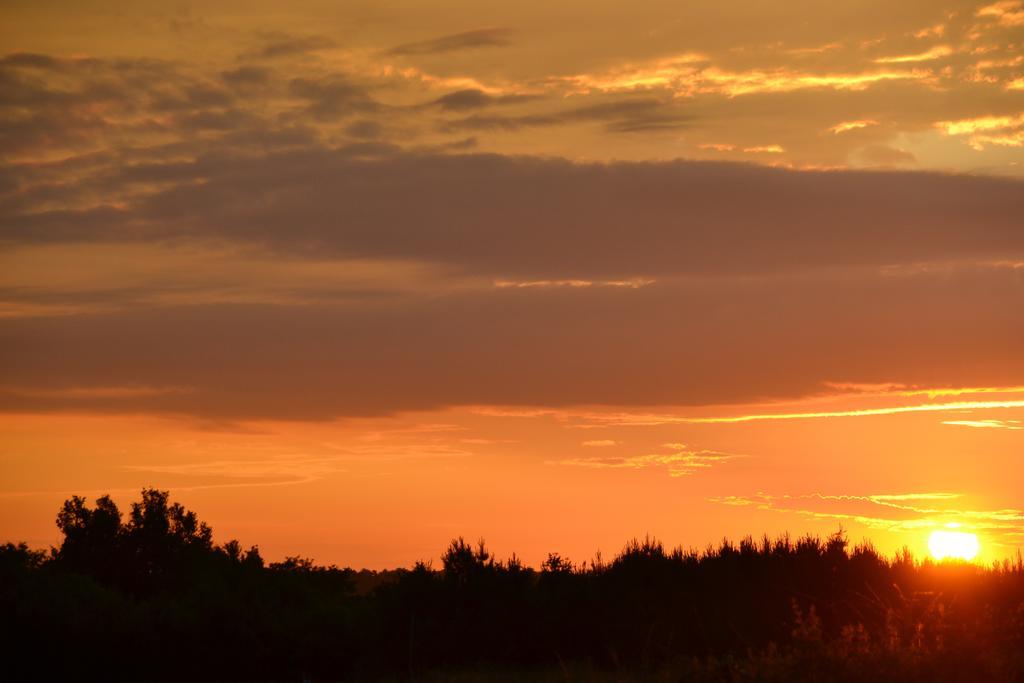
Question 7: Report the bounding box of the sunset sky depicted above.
[2,0,1023,568]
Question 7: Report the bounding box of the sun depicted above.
[928,526,979,561]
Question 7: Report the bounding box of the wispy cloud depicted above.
[710,491,1024,540]
[677,399,1024,424]
[244,34,335,59]
[943,419,1023,430]
[119,437,476,492]
[976,1,1024,27]
[874,45,954,63]
[465,387,1024,432]
[821,383,1024,399]
[936,112,1024,135]
[698,143,737,151]
[124,457,345,489]
[743,144,785,154]
[493,278,654,289]
[552,445,746,477]
[935,111,1024,149]
[829,119,879,134]
[559,399,1024,429]
[387,28,512,56]
[0,385,192,399]
[697,143,783,153]
[912,24,945,39]
[563,56,930,97]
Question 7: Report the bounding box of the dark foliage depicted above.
[2,490,1024,682]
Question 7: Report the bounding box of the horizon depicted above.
[2,0,1024,570]
[15,486,1020,571]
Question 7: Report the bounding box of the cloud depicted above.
[4,265,1021,420]
[3,207,1024,420]
[438,97,692,134]
[244,34,335,59]
[936,112,1024,149]
[874,45,955,63]
[943,419,1023,430]
[976,1,1024,26]
[912,24,946,39]
[553,446,745,477]
[344,119,384,140]
[936,112,1024,135]
[387,28,512,56]
[673,399,1024,424]
[855,144,916,165]
[6,149,1022,280]
[288,76,379,120]
[0,385,192,400]
[221,66,272,87]
[711,491,1024,541]
[829,120,879,134]
[493,279,653,289]
[539,386,1024,429]
[429,88,539,111]
[581,440,618,447]
[564,57,931,97]
[698,143,784,154]
[1,35,1023,422]
[124,456,346,489]
[432,89,495,110]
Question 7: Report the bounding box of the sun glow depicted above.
[929,527,980,561]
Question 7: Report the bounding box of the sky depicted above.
[1,0,1023,568]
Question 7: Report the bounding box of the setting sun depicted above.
[929,528,980,561]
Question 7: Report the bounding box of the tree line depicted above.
[2,489,1023,681]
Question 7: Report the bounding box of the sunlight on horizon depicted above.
[929,526,980,562]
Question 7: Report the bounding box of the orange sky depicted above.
[1,0,1023,568]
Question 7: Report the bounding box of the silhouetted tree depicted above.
[53,494,123,583]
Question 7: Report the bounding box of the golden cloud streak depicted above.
[875,45,954,63]
[936,112,1024,135]
[552,447,745,477]
[968,131,1024,147]
[977,1,1024,26]
[974,55,1024,70]
[823,383,1024,399]
[561,52,709,93]
[913,24,946,39]
[829,119,879,134]
[943,419,1023,430]
[935,112,1024,148]
[561,54,929,98]
[680,399,1024,424]
[785,42,843,55]
[474,386,1024,430]
[711,491,1024,539]
[558,390,1024,428]
[493,278,654,289]
[698,67,929,97]
[698,143,784,153]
